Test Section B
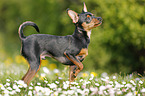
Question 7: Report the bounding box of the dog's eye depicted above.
[86,15,92,23]
[87,16,91,20]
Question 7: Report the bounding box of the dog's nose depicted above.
[97,17,102,21]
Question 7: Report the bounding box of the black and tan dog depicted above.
[18,3,102,85]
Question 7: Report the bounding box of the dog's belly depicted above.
[55,55,85,65]
[40,51,74,65]
[54,56,74,65]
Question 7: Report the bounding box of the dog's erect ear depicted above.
[67,9,79,23]
[82,2,87,12]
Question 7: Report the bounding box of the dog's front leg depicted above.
[64,52,83,82]
[69,65,77,82]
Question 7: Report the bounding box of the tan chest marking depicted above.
[77,48,88,58]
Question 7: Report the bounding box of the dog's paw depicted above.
[73,74,76,78]
[73,70,76,74]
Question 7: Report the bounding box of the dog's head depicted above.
[67,3,102,32]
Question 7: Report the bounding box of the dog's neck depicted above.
[72,26,90,44]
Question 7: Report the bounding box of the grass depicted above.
[0,59,145,96]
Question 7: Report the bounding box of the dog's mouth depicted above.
[94,21,102,27]
[93,17,102,27]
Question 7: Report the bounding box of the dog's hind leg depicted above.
[21,43,41,85]
[21,56,41,85]
[21,40,42,85]
[22,56,41,85]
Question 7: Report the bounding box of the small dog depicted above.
[18,3,102,85]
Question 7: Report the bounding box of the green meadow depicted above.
[0,57,145,95]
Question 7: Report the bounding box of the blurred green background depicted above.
[0,0,144,74]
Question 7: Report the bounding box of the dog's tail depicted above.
[18,21,40,40]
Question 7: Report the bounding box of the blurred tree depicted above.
[0,0,144,74]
